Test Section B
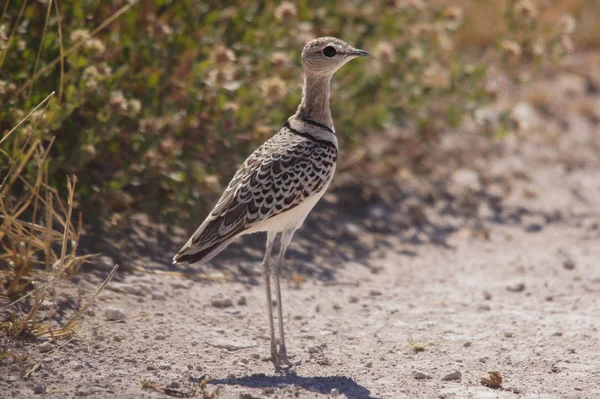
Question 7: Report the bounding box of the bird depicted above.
[173,37,369,368]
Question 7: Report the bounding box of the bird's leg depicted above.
[273,229,298,367]
[262,232,278,366]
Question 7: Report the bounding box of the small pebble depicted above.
[151,290,166,300]
[105,306,128,321]
[343,223,361,239]
[39,342,54,353]
[98,255,115,269]
[563,258,575,270]
[463,341,472,347]
[330,387,340,396]
[567,348,576,354]
[525,223,542,232]
[412,371,431,380]
[33,384,46,394]
[483,290,492,300]
[158,362,171,370]
[349,296,359,303]
[168,381,180,389]
[365,361,373,368]
[211,298,234,308]
[369,290,382,297]
[442,371,461,381]
[506,282,525,292]
[552,331,563,337]
[307,346,320,354]
[171,281,191,290]
[504,332,514,338]
[237,296,247,306]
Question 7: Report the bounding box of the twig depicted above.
[0,91,55,147]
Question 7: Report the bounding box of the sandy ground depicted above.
[2,64,600,398]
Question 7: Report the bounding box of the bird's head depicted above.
[301,37,369,77]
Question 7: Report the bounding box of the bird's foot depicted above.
[270,346,300,369]
[277,346,300,367]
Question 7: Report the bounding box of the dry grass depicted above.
[0,92,106,339]
[407,333,441,353]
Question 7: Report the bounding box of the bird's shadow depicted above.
[191,372,380,399]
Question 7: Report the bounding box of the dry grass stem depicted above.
[1,92,95,339]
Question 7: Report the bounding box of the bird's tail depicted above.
[173,230,236,265]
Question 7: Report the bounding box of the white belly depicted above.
[243,186,328,235]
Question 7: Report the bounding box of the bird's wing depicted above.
[173,131,337,264]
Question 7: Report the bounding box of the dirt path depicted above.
[2,68,600,398]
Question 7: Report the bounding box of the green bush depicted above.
[0,0,576,223]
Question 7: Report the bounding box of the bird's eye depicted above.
[322,46,337,57]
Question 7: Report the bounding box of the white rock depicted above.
[105,306,128,321]
[510,101,539,132]
[474,107,499,130]
[151,290,166,300]
[452,169,481,192]
[343,223,361,239]
[97,255,115,269]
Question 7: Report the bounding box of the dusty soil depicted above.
[2,58,600,398]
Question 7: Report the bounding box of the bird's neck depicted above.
[296,73,333,129]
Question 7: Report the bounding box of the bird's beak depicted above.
[350,48,370,57]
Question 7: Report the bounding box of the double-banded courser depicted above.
[174,37,368,367]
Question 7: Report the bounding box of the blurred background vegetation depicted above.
[1,0,597,226]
